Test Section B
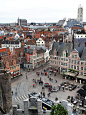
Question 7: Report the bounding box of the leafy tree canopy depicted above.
[50,103,68,115]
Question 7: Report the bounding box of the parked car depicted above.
[72,85,76,90]
[44,83,50,87]
[51,88,59,92]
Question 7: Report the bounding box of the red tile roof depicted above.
[0,48,7,52]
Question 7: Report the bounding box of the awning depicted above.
[65,72,77,77]
[77,75,86,80]
[29,106,37,110]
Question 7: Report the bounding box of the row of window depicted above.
[69,59,86,65]
[3,45,19,47]
[69,64,86,71]
[71,55,77,59]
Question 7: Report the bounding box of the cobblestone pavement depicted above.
[11,64,83,110]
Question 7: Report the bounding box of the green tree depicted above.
[50,103,68,115]
[42,29,45,31]
[48,27,50,31]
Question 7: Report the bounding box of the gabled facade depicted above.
[26,46,49,69]
[26,48,45,69]
[36,38,45,46]
[2,52,20,78]
[50,42,86,77]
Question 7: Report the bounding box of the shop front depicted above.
[77,75,86,84]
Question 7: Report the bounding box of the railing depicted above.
[0,105,6,114]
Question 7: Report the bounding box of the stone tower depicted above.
[77,4,83,24]
[0,57,12,115]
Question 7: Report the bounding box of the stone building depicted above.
[77,4,83,24]
[0,57,12,115]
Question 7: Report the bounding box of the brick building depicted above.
[50,41,86,81]
[2,51,20,78]
[25,46,49,69]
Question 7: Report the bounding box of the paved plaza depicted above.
[11,64,83,110]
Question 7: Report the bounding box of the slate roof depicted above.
[57,20,65,26]
[50,42,73,57]
[74,39,86,48]
[80,47,86,60]
[27,46,47,55]
[75,46,84,58]
[64,20,80,28]
[2,40,19,44]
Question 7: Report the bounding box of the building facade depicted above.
[18,18,27,26]
[77,5,83,24]
[50,42,86,79]
[2,52,20,78]
[26,46,49,69]
[36,38,45,46]
[1,40,21,53]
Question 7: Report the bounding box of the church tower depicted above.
[77,4,83,24]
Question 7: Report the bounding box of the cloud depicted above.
[0,0,86,23]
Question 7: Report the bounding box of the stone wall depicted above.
[0,72,12,114]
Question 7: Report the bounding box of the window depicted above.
[66,63,67,66]
[66,58,68,61]
[84,67,86,71]
[71,60,73,63]
[69,59,71,63]
[55,57,56,59]
[74,65,76,69]
[81,72,83,75]
[74,60,76,64]
[81,62,84,65]
[72,55,74,58]
[77,61,79,65]
[75,55,77,59]
[77,66,79,70]
[71,65,73,69]
[61,58,63,60]
[81,67,83,70]
[61,62,64,65]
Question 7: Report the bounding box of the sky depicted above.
[0,0,86,23]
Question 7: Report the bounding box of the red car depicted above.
[44,83,50,87]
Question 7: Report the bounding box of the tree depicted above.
[42,29,45,31]
[50,103,68,115]
[48,27,50,31]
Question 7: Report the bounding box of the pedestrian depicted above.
[41,92,42,95]
[33,84,35,87]
[62,86,64,92]
[26,75,27,79]
[43,92,45,97]
[11,91,13,95]
[26,73,28,79]
[59,86,60,90]
[40,77,41,81]
[55,80,57,83]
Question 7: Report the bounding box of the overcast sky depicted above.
[0,0,86,23]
